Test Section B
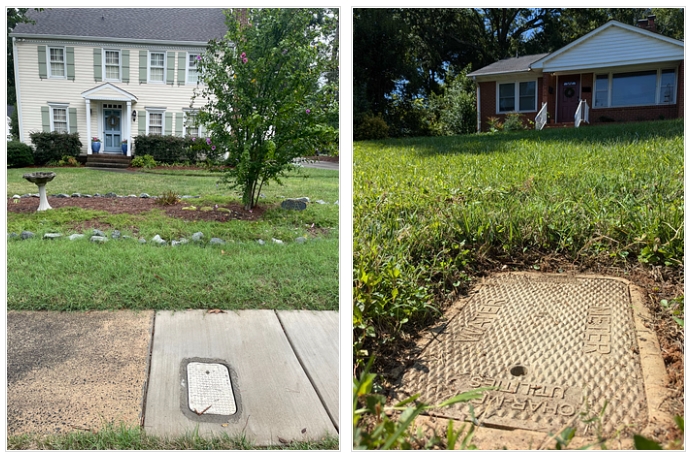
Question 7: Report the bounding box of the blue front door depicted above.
[103,109,122,153]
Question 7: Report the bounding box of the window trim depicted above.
[48,102,70,133]
[496,79,538,114]
[147,51,166,84]
[186,52,200,85]
[592,67,678,108]
[103,48,122,82]
[47,46,66,79]
[146,108,166,135]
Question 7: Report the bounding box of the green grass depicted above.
[353,119,683,365]
[7,423,338,450]
[7,167,338,311]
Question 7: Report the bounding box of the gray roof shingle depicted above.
[468,53,550,77]
[11,8,228,43]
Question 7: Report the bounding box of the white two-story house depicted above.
[10,8,227,156]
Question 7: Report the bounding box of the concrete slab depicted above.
[277,310,339,428]
[396,272,673,449]
[7,310,154,435]
[144,310,336,445]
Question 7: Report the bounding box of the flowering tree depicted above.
[194,8,339,209]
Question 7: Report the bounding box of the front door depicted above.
[557,75,580,123]
[103,109,122,153]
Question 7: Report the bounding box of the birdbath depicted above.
[23,172,56,211]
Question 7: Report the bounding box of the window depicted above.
[187,53,199,84]
[593,68,677,108]
[104,50,121,81]
[48,47,65,78]
[49,103,69,133]
[184,110,199,137]
[149,52,165,83]
[498,81,537,113]
[147,109,165,135]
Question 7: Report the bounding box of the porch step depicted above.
[544,122,575,129]
[85,154,132,169]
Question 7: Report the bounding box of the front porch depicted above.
[81,83,138,156]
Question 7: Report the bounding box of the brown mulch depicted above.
[7,196,266,222]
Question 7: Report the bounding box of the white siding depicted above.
[540,26,684,73]
[15,39,213,153]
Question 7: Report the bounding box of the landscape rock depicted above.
[151,235,167,246]
[43,233,63,240]
[20,194,32,198]
[92,229,106,237]
[295,197,310,203]
[191,232,204,242]
[111,230,121,239]
[8,232,18,239]
[140,193,151,198]
[179,238,189,245]
[71,193,81,197]
[12,194,20,199]
[200,206,213,212]
[334,200,339,205]
[93,193,103,197]
[295,237,307,244]
[20,231,35,240]
[209,238,226,246]
[56,193,70,198]
[127,194,137,198]
[138,238,147,244]
[281,199,308,211]
[105,192,117,198]
[315,200,327,204]
[257,239,266,245]
[90,236,108,243]
[171,240,181,247]
[82,194,92,198]
[272,238,284,245]
[69,234,85,240]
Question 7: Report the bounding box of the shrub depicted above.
[188,136,224,163]
[486,116,503,132]
[429,65,477,136]
[7,141,34,168]
[29,131,82,165]
[57,155,80,167]
[156,190,180,206]
[130,154,157,168]
[354,113,389,141]
[134,135,188,163]
[502,112,528,131]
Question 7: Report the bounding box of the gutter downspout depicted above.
[12,37,24,143]
[473,76,481,133]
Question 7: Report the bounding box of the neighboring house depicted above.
[10,8,228,155]
[468,16,684,132]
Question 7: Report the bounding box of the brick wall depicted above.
[677,61,684,119]
[478,78,543,132]
[590,105,679,124]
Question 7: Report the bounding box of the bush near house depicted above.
[29,131,82,165]
[7,141,34,168]
[134,135,224,164]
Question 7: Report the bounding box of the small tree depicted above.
[195,8,339,209]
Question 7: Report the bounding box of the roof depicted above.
[11,8,228,44]
[467,53,549,77]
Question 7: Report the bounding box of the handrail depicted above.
[574,99,590,128]
[535,102,548,130]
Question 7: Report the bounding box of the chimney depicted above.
[636,14,656,33]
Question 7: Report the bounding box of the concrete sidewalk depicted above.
[7,309,339,445]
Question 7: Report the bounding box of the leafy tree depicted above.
[7,8,44,106]
[194,8,338,209]
[429,65,477,136]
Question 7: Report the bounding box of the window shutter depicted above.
[139,50,147,84]
[93,48,102,82]
[177,52,186,86]
[138,114,146,135]
[175,112,183,136]
[38,46,47,79]
[41,106,50,132]
[66,47,75,80]
[121,50,130,83]
[164,112,173,135]
[166,51,175,85]
[68,108,78,134]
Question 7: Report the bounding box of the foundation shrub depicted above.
[29,131,82,165]
[7,141,34,168]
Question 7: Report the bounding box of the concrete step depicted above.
[85,154,132,169]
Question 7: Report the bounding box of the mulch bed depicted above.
[7,197,266,222]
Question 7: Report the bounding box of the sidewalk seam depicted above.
[139,310,157,429]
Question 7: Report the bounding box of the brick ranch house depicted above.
[468,16,684,132]
[10,8,230,156]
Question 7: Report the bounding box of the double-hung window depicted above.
[48,103,69,133]
[104,49,121,81]
[184,110,200,137]
[147,109,165,135]
[149,52,165,83]
[187,53,199,84]
[593,68,677,107]
[48,47,65,78]
[498,81,537,113]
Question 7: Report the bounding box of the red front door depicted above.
[558,75,580,123]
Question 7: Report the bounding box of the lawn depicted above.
[353,119,683,365]
[7,166,339,311]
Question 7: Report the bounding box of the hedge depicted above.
[134,134,224,163]
[29,131,82,165]
[7,141,34,168]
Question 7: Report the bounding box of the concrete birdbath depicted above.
[23,172,56,211]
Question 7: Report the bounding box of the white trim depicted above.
[146,107,166,135]
[85,99,92,154]
[81,82,138,101]
[47,45,67,79]
[13,37,24,143]
[11,33,212,48]
[102,48,122,82]
[148,50,166,84]
[48,102,70,133]
[496,79,538,114]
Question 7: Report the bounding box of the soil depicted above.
[7,196,266,222]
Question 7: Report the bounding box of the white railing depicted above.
[535,102,548,130]
[574,99,590,128]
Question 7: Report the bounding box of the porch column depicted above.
[85,99,92,155]
[126,101,132,156]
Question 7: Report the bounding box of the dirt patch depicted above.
[7,197,266,222]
